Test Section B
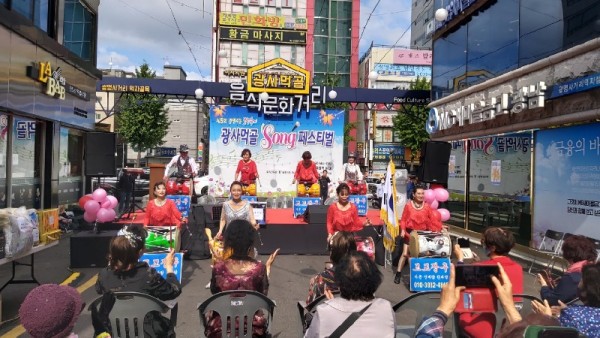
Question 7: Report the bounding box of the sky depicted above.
[97,0,413,80]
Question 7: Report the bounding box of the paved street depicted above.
[0,231,541,337]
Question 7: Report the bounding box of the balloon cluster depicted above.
[424,188,451,222]
[78,188,119,223]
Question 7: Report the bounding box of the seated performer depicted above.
[338,152,363,183]
[163,144,198,182]
[235,148,259,196]
[293,151,320,197]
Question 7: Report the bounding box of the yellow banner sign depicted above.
[219,12,307,30]
[246,58,310,95]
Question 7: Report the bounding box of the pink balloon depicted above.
[438,208,451,222]
[434,188,449,202]
[101,199,111,209]
[92,188,108,202]
[83,211,96,223]
[96,208,111,223]
[105,208,116,221]
[429,199,439,210]
[107,195,119,209]
[84,200,100,215]
[424,189,436,204]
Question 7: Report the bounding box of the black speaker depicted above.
[70,230,118,268]
[418,141,451,184]
[85,132,116,176]
[303,205,328,224]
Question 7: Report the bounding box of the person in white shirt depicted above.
[163,144,198,181]
[339,153,363,183]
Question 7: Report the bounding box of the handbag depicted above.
[326,302,373,338]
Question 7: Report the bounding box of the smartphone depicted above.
[524,326,579,338]
[457,238,470,248]
[457,238,474,259]
[454,288,498,313]
[455,264,499,287]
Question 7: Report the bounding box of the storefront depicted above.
[0,4,100,209]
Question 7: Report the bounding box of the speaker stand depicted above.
[119,179,145,220]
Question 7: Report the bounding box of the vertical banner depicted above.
[533,123,600,246]
[208,106,344,197]
[491,160,502,186]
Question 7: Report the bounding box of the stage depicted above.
[115,206,384,256]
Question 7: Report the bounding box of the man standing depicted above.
[117,168,134,215]
[163,144,198,181]
[319,170,331,204]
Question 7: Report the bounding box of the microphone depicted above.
[291,121,300,132]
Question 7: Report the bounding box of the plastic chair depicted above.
[585,236,600,262]
[88,292,178,338]
[393,291,457,338]
[296,290,340,333]
[528,229,565,274]
[198,290,276,338]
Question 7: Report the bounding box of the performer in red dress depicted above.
[235,148,259,185]
[293,151,319,185]
[394,185,442,284]
[144,182,182,228]
[326,183,371,242]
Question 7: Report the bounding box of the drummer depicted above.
[338,152,363,184]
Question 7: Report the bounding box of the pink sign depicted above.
[392,49,432,66]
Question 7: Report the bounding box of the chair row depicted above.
[528,229,600,274]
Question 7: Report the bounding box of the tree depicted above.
[392,77,431,170]
[116,62,170,166]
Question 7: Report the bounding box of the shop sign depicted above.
[229,82,326,115]
[219,12,307,30]
[549,72,600,99]
[27,62,90,101]
[223,68,248,77]
[100,84,151,93]
[246,58,310,95]
[372,144,405,162]
[155,147,177,157]
[220,26,306,45]
[427,81,546,134]
[374,63,432,78]
[392,49,433,66]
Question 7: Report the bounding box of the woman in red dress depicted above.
[144,181,182,227]
[394,185,442,284]
[235,149,259,186]
[326,183,371,243]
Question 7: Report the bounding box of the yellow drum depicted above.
[242,183,257,196]
[297,183,320,197]
[205,228,231,264]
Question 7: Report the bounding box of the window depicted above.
[10,0,52,33]
[432,24,467,99]
[12,117,43,209]
[63,0,95,62]
[58,127,83,204]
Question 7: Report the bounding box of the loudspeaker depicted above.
[85,132,116,176]
[303,205,328,224]
[418,141,451,184]
[70,230,118,268]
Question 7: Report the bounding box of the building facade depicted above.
[410,0,434,49]
[429,0,600,246]
[0,0,101,209]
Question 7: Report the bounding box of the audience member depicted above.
[95,224,182,337]
[533,262,600,338]
[306,231,357,304]
[205,219,279,338]
[304,251,395,338]
[19,284,84,338]
[537,234,597,305]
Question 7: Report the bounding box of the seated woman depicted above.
[306,231,357,304]
[95,224,182,337]
[206,219,279,338]
[538,235,597,306]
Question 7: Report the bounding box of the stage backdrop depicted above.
[208,105,344,197]
[533,122,600,246]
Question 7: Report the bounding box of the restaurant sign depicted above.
[246,58,310,95]
[27,61,90,101]
[220,26,306,45]
[219,13,307,30]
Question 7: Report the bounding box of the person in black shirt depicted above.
[117,168,135,214]
[319,170,331,204]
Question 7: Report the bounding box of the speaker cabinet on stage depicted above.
[303,205,328,224]
[85,132,116,177]
[418,141,451,185]
[70,230,118,268]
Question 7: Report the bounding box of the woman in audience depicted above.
[95,224,182,337]
[306,231,356,304]
[533,262,600,338]
[205,219,279,338]
[326,183,371,243]
[537,234,597,305]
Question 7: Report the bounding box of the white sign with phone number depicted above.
[409,257,450,292]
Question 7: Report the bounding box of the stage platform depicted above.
[115,206,384,256]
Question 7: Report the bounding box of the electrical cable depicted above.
[165,0,204,77]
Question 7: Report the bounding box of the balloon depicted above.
[101,199,111,209]
[429,199,439,210]
[438,208,451,222]
[105,208,116,221]
[84,200,100,215]
[83,211,96,223]
[78,195,92,209]
[434,188,449,202]
[107,195,119,209]
[424,189,436,204]
[96,208,111,223]
[92,188,108,202]
[433,209,442,222]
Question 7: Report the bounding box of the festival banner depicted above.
[533,123,600,246]
[208,105,344,197]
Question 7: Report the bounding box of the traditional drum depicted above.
[242,183,257,196]
[346,180,367,195]
[166,178,191,195]
[297,182,320,197]
[205,228,231,265]
[409,230,451,258]
[145,226,180,252]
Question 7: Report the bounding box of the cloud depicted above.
[359,0,413,55]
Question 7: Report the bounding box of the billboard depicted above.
[219,13,307,30]
[208,106,344,197]
[533,123,600,246]
[220,26,307,45]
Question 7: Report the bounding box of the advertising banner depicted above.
[219,13,307,30]
[208,106,344,197]
[533,123,600,246]
[220,26,306,45]
[374,63,432,78]
[391,49,433,66]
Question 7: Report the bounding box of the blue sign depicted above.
[293,197,322,218]
[549,72,600,99]
[409,257,451,292]
[241,196,258,202]
[251,202,267,225]
[373,144,405,162]
[140,252,184,283]
[373,63,432,78]
[349,195,367,216]
[156,147,177,157]
[166,195,191,218]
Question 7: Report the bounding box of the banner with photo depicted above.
[533,123,600,246]
[208,105,344,197]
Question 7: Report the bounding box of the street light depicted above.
[195,88,204,100]
[328,89,337,100]
[435,8,449,22]
[259,91,269,101]
[368,71,379,82]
